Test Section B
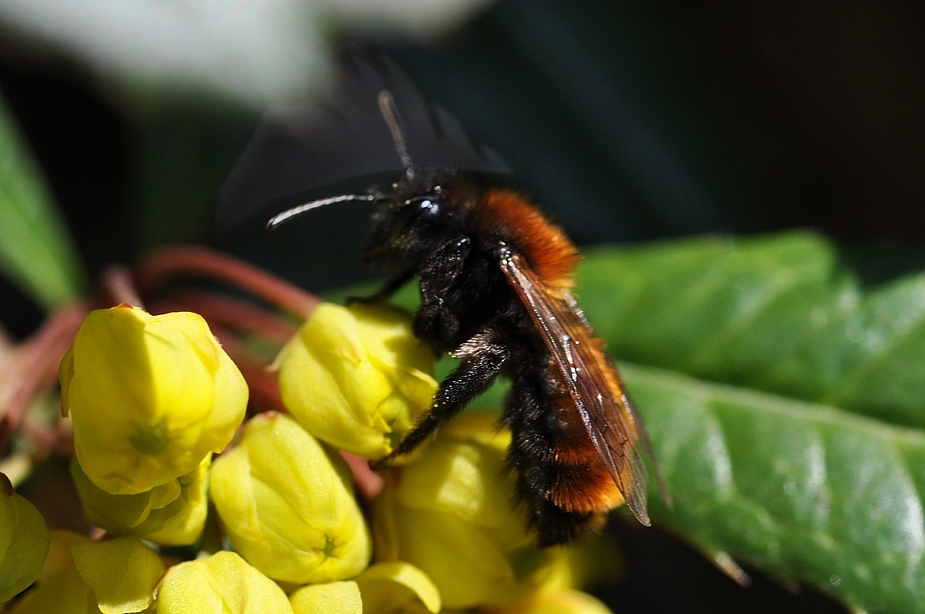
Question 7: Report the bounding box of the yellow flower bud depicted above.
[70,455,210,546]
[210,412,372,584]
[155,551,292,614]
[277,302,438,459]
[0,473,51,603]
[71,536,165,614]
[373,413,551,610]
[60,306,248,495]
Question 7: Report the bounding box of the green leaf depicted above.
[578,231,925,429]
[0,94,87,309]
[625,362,925,614]
[570,232,925,611]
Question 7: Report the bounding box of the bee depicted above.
[269,91,664,546]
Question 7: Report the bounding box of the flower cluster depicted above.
[3,299,616,613]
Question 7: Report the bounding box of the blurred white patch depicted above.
[315,0,496,39]
[0,0,495,107]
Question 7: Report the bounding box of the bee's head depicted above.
[266,90,470,265]
[362,173,468,267]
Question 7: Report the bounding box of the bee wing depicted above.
[499,250,652,526]
[218,51,509,230]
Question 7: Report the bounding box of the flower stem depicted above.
[135,246,320,319]
[0,301,91,454]
[99,264,144,308]
[150,290,297,346]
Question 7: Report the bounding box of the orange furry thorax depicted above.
[473,189,581,293]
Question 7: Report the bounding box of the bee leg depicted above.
[382,328,509,462]
[414,236,473,343]
[346,266,417,305]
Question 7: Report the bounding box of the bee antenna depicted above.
[377,90,415,181]
[266,194,380,230]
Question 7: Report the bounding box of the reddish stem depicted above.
[0,321,13,353]
[98,264,144,308]
[0,301,91,453]
[135,246,321,320]
[19,416,64,455]
[208,325,285,413]
[149,290,297,346]
[340,451,384,500]
[236,360,285,414]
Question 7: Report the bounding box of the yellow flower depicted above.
[8,534,164,614]
[485,589,614,614]
[60,306,248,495]
[71,536,165,613]
[70,455,210,546]
[353,561,441,614]
[6,569,99,614]
[0,473,51,603]
[485,536,621,614]
[210,412,372,584]
[288,562,441,614]
[38,530,90,582]
[277,302,438,459]
[373,412,552,610]
[155,551,292,614]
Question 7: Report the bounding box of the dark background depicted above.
[4,0,924,611]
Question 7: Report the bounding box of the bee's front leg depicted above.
[377,327,509,465]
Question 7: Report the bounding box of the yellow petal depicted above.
[289,581,362,614]
[393,437,527,544]
[371,414,556,610]
[71,456,210,546]
[71,537,164,614]
[537,533,622,594]
[388,507,531,609]
[155,551,292,614]
[39,530,91,581]
[135,455,210,545]
[355,561,441,614]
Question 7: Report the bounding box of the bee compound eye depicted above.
[409,197,440,217]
